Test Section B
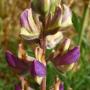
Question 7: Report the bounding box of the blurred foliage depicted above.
[0,0,90,90]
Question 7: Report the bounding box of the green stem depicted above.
[79,1,90,47]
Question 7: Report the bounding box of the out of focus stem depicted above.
[79,1,90,47]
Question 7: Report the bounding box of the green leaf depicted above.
[72,12,81,33]
[47,61,66,89]
[47,62,57,89]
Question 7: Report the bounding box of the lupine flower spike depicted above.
[5,0,80,90]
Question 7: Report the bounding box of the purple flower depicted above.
[5,50,46,77]
[54,47,80,65]
[59,83,64,90]
[15,84,21,90]
[30,60,46,77]
[20,9,40,40]
[5,50,29,73]
[20,9,29,30]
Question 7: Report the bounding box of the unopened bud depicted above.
[20,9,40,40]
[47,6,62,30]
[43,0,50,14]
[50,0,60,14]
[53,47,80,65]
[32,0,50,14]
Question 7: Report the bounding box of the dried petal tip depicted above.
[30,60,46,77]
[54,47,80,65]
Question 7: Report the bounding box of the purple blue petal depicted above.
[20,9,29,30]
[59,83,64,90]
[30,60,46,77]
[54,47,80,65]
[5,50,28,73]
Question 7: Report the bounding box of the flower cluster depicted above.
[5,0,80,90]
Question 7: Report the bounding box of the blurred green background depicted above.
[0,0,90,90]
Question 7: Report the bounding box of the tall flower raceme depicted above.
[5,0,80,90]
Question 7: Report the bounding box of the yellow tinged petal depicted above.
[28,9,39,33]
[20,28,39,40]
[35,76,43,85]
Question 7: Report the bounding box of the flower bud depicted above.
[50,0,60,14]
[47,6,62,31]
[20,9,40,40]
[53,47,80,65]
[43,0,50,14]
[32,0,50,14]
